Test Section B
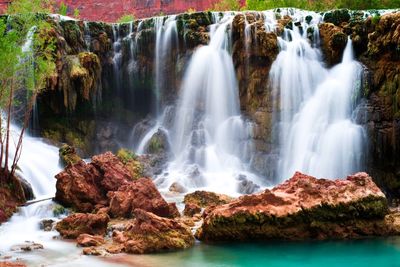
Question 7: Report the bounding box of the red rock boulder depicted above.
[56,213,109,239]
[196,172,398,241]
[107,178,179,219]
[77,234,106,247]
[55,152,132,212]
[113,209,194,254]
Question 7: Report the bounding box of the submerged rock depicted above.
[0,262,26,267]
[183,190,234,208]
[196,172,399,241]
[169,182,187,194]
[40,219,55,231]
[56,213,109,239]
[113,209,194,254]
[10,242,44,252]
[77,234,105,247]
[237,175,260,194]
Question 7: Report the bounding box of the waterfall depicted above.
[154,15,178,116]
[271,12,366,181]
[83,21,91,51]
[157,13,257,194]
[112,24,122,94]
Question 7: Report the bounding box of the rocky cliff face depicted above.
[0,0,246,21]
[29,9,400,199]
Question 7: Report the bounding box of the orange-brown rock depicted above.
[196,172,398,241]
[56,213,109,239]
[319,23,348,66]
[55,152,131,212]
[0,262,26,267]
[107,178,179,219]
[77,234,106,247]
[183,203,202,217]
[112,209,194,254]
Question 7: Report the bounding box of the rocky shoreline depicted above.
[48,151,400,256]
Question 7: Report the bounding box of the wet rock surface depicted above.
[112,209,194,254]
[77,234,106,247]
[184,190,234,208]
[107,178,179,219]
[10,242,44,252]
[56,213,110,239]
[196,172,399,241]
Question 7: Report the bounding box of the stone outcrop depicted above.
[353,12,400,201]
[0,0,246,22]
[196,172,400,241]
[112,209,194,254]
[107,178,179,219]
[319,22,348,66]
[59,144,82,166]
[183,203,202,217]
[55,152,131,212]
[0,175,31,224]
[55,151,179,218]
[77,234,106,247]
[56,213,110,239]
[183,190,234,208]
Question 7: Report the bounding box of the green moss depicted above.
[117,148,137,163]
[323,9,350,26]
[59,144,81,166]
[53,204,66,217]
[117,148,143,180]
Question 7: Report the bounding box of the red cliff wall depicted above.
[0,0,246,22]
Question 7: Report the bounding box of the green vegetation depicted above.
[73,8,80,19]
[117,148,137,164]
[58,1,68,16]
[117,14,135,23]
[0,0,56,182]
[245,0,400,11]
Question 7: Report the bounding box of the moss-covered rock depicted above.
[59,144,81,167]
[323,9,351,26]
[184,190,233,208]
[113,209,194,254]
[116,149,143,180]
[196,172,397,242]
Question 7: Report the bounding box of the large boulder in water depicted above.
[55,151,178,218]
[112,209,194,254]
[56,213,109,239]
[55,152,132,212]
[107,178,180,219]
[196,172,400,241]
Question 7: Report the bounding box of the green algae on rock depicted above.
[196,172,399,242]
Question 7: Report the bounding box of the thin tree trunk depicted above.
[4,76,14,180]
[10,92,37,177]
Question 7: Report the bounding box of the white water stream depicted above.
[270,11,365,181]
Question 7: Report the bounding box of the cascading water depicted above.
[156,13,257,194]
[271,10,366,181]
[83,21,91,51]
[154,15,178,116]
[112,24,122,93]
